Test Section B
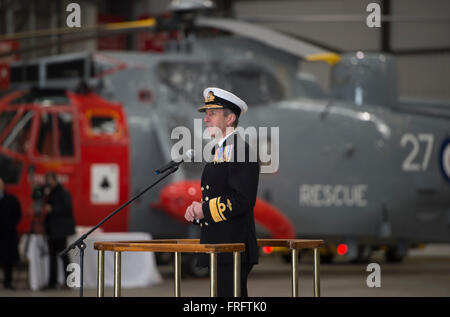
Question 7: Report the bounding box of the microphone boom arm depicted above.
[60,163,181,297]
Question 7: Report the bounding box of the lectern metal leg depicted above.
[210,253,217,297]
[233,252,241,297]
[114,251,121,297]
[97,251,104,297]
[291,249,299,297]
[314,248,321,297]
[174,252,181,297]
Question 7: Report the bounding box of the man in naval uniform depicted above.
[184,87,260,297]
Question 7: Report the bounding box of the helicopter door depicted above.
[32,109,80,223]
[0,109,35,233]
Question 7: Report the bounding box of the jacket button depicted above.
[205,222,209,226]
[200,223,203,227]
[206,185,210,190]
[201,187,204,191]
[205,196,209,201]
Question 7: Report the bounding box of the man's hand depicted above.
[44,204,52,213]
[184,201,204,222]
[184,204,195,222]
[191,201,204,220]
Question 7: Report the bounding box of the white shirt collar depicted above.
[218,129,236,147]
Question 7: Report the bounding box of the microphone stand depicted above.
[60,164,181,297]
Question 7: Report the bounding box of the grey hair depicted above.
[222,109,239,128]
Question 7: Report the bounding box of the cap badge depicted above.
[205,91,215,103]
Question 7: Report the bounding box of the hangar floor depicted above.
[1,244,449,297]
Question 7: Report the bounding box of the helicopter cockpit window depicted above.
[1,110,33,155]
[58,113,74,156]
[157,62,283,106]
[225,66,283,105]
[10,64,39,83]
[157,62,218,105]
[46,59,86,79]
[90,115,117,135]
[9,89,70,106]
[0,110,18,137]
[37,113,55,157]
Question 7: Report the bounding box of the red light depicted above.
[337,244,348,255]
[263,246,273,254]
[138,89,153,103]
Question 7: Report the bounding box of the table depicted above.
[94,239,245,297]
[20,230,162,290]
[93,238,324,297]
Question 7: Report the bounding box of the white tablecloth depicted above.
[21,234,65,290]
[21,230,163,290]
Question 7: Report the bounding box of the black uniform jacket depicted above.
[197,132,260,267]
[44,184,76,239]
[0,192,22,263]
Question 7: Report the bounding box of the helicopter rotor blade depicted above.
[0,18,157,42]
[238,14,450,24]
[0,19,158,59]
[194,17,341,65]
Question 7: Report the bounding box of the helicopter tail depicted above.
[151,180,295,239]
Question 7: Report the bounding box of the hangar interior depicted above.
[0,0,449,298]
[1,0,449,101]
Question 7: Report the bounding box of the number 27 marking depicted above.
[400,133,434,172]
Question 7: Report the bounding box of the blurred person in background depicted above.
[0,177,22,290]
[43,172,76,289]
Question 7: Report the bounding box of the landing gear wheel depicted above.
[281,251,302,264]
[320,246,334,264]
[155,252,173,265]
[385,246,405,263]
[181,253,209,278]
[349,245,372,264]
[320,253,334,264]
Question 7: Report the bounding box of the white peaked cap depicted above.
[198,87,248,117]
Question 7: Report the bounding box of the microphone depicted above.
[155,149,194,174]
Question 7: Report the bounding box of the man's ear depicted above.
[226,112,236,126]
